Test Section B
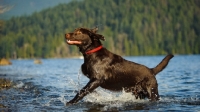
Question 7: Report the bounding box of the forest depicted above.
[0,0,200,58]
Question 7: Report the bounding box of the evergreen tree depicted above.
[0,0,199,58]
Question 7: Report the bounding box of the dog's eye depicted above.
[77,31,82,34]
[74,31,82,36]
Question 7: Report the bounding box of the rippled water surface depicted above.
[0,55,200,111]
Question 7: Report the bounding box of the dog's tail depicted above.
[151,54,174,75]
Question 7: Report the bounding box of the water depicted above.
[0,55,200,112]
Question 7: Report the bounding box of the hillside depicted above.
[0,0,200,58]
[0,0,72,20]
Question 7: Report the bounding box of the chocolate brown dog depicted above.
[65,27,173,105]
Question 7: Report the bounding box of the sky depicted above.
[0,0,72,20]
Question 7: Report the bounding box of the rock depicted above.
[34,59,42,64]
[0,78,12,90]
[0,58,12,66]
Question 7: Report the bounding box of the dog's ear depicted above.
[95,34,105,41]
[90,27,105,41]
[90,27,98,33]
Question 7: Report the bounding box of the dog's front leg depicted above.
[66,79,102,105]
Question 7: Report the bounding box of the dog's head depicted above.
[65,27,105,46]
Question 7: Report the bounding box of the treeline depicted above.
[0,0,200,58]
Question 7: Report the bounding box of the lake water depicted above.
[0,55,200,112]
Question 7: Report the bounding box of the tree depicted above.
[0,0,199,58]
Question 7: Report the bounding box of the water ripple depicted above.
[0,55,200,111]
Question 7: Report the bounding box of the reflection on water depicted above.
[0,55,200,111]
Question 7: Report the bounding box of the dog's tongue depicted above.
[67,40,82,45]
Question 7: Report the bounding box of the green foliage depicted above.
[0,0,200,58]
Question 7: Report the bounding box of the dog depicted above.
[65,27,173,105]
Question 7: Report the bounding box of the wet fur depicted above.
[65,27,174,105]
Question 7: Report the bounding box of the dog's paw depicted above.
[66,102,74,106]
[66,100,76,106]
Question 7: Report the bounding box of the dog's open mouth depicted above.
[66,39,82,45]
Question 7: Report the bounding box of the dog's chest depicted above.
[81,63,96,78]
[81,60,108,79]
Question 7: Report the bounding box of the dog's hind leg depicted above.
[132,85,148,100]
[147,81,160,101]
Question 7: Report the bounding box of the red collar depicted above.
[85,45,103,55]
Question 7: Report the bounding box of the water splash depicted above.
[13,81,24,88]
[64,72,148,108]
[40,94,67,107]
[83,88,148,109]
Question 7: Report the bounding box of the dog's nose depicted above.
[65,34,70,39]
